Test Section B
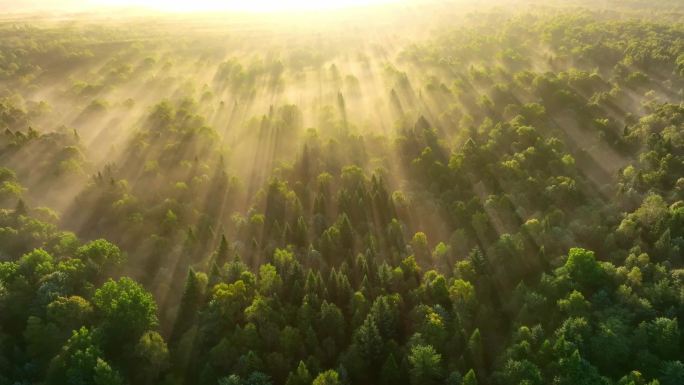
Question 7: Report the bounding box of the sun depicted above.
[96,0,404,12]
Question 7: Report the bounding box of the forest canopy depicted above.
[0,1,683,385]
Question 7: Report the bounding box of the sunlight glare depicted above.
[96,0,405,12]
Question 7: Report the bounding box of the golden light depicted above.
[96,0,405,12]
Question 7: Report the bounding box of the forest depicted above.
[0,0,683,384]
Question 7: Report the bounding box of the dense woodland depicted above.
[1,1,684,384]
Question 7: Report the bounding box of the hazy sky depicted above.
[0,0,406,13]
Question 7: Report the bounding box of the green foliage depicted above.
[463,369,478,385]
[313,370,342,385]
[93,278,158,348]
[76,239,124,276]
[285,361,312,385]
[1,3,684,385]
[562,248,605,290]
[409,344,442,385]
[47,327,123,385]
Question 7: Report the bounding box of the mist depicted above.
[0,1,683,384]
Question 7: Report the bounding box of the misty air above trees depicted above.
[0,1,684,385]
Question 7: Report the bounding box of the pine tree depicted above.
[285,361,312,385]
[215,234,230,267]
[380,354,401,385]
[171,269,205,343]
[463,369,478,385]
[354,316,383,365]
